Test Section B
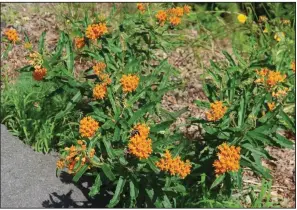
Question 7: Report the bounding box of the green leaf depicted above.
[279,110,296,133]
[210,174,225,189]
[127,102,154,126]
[222,50,236,66]
[51,32,65,62]
[72,164,88,182]
[113,126,121,142]
[38,31,46,54]
[55,91,82,120]
[107,87,120,118]
[89,173,102,197]
[65,34,74,72]
[195,99,210,109]
[150,120,174,133]
[273,133,294,148]
[129,179,139,207]
[238,90,246,127]
[146,157,160,174]
[107,177,126,207]
[241,143,269,159]
[101,163,116,181]
[102,138,115,159]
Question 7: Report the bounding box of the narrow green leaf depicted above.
[210,174,226,189]
[107,177,126,207]
[72,164,88,182]
[127,102,154,126]
[195,99,210,109]
[101,163,116,181]
[38,31,46,54]
[102,138,115,159]
[107,87,119,118]
[65,34,74,72]
[89,173,102,197]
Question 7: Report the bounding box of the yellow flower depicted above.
[156,10,167,26]
[28,51,43,67]
[237,14,247,24]
[32,66,47,81]
[75,37,85,49]
[213,143,241,175]
[137,3,145,13]
[263,28,268,33]
[93,84,107,100]
[4,28,19,43]
[282,19,290,25]
[169,16,181,26]
[120,74,139,93]
[79,116,99,138]
[274,32,285,42]
[156,150,192,179]
[128,134,152,159]
[272,87,289,98]
[93,62,106,75]
[258,15,268,23]
[267,102,275,111]
[206,101,227,121]
[291,61,295,73]
[24,42,32,50]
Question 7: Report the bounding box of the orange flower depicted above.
[4,28,19,43]
[32,66,47,81]
[266,71,286,87]
[89,148,95,158]
[133,123,150,138]
[85,23,108,40]
[267,102,275,111]
[156,150,192,179]
[56,159,64,169]
[156,10,167,25]
[120,74,139,93]
[75,37,85,49]
[169,16,181,26]
[99,73,112,86]
[77,140,83,145]
[93,83,107,100]
[206,101,227,121]
[173,7,184,17]
[183,5,191,14]
[291,61,295,73]
[213,143,241,175]
[258,15,268,23]
[93,62,106,75]
[128,134,152,159]
[137,3,145,13]
[79,116,99,138]
[272,87,289,98]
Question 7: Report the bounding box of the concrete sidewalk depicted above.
[0,124,94,208]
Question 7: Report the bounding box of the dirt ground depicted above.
[1,3,295,208]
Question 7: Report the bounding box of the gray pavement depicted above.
[0,124,97,208]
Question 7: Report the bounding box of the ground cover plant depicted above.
[1,2,295,208]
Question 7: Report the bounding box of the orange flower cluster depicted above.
[156,5,191,26]
[291,61,295,73]
[272,87,289,98]
[213,143,241,175]
[137,3,145,13]
[155,150,191,179]
[75,37,85,49]
[120,74,139,93]
[93,62,106,75]
[85,23,108,40]
[92,62,111,100]
[79,116,99,138]
[93,84,107,100]
[267,102,275,111]
[128,123,152,159]
[56,140,94,174]
[4,28,19,43]
[32,66,47,81]
[206,101,227,121]
[255,68,286,87]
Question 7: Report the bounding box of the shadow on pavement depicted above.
[42,172,111,208]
